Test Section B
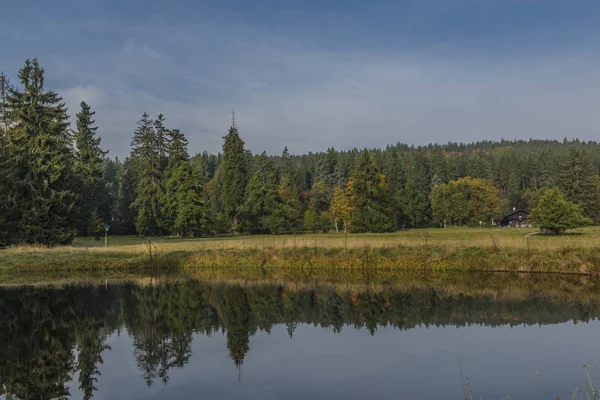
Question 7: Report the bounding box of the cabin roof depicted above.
[504,209,530,218]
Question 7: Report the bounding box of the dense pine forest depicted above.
[2,59,600,245]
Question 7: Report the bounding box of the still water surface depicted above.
[1,275,600,399]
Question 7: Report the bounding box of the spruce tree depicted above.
[243,154,280,233]
[73,102,109,236]
[303,180,330,232]
[557,148,600,222]
[162,128,197,235]
[168,162,210,237]
[130,112,163,235]
[276,174,303,233]
[195,150,218,183]
[0,72,9,241]
[347,150,393,233]
[166,129,189,167]
[403,148,431,227]
[221,120,248,233]
[0,72,10,136]
[332,162,347,188]
[383,147,405,228]
[207,166,230,233]
[279,146,294,178]
[316,147,338,188]
[429,147,448,185]
[0,59,76,245]
[153,113,170,171]
[114,157,137,234]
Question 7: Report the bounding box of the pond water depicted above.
[1,274,600,399]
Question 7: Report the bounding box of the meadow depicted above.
[70,226,600,251]
[3,227,600,275]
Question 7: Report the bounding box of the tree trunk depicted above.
[334,220,339,233]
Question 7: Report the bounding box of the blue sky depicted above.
[1,0,600,158]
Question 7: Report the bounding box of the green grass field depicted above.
[3,226,600,271]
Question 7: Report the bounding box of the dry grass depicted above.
[2,226,600,270]
[68,226,600,251]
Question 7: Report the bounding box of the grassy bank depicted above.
[3,227,600,275]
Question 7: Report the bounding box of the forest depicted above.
[2,58,600,245]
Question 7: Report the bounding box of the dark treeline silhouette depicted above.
[2,59,600,244]
[1,278,600,398]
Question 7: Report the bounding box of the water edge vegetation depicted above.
[4,228,600,276]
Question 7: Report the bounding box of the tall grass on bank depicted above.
[4,237,600,277]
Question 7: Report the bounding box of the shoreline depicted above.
[2,243,600,277]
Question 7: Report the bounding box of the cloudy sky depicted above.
[1,0,599,158]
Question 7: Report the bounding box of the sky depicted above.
[1,0,600,158]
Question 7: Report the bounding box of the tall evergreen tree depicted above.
[303,180,330,232]
[383,148,405,228]
[160,127,190,232]
[276,174,303,233]
[429,147,448,185]
[537,148,557,188]
[130,112,163,235]
[347,150,393,233]
[316,147,338,188]
[161,128,209,236]
[113,157,137,234]
[402,148,431,227]
[279,146,294,179]
[166,129,189,167]
[206,166,229,233]
[221,120,248,233]
[557,148,600,222]
[73,102,109,236]
[153,113,170,171]
[0,72,10,136]
[168,162,211,237]
[0,58,76,245]
[193,151,218,184]
[243,154,280,233]
[0,73,9,238]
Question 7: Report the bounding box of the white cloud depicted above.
[53,23,600,159]
[62,85,106,110]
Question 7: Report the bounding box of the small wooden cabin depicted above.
[499,209,530,227]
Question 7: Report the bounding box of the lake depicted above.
[1,273,600,399]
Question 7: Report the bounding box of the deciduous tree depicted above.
[529,187,591,234]
[330,186,351,233]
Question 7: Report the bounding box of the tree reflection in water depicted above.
[1,273,600,398]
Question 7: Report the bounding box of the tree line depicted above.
[2,59,600,244]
